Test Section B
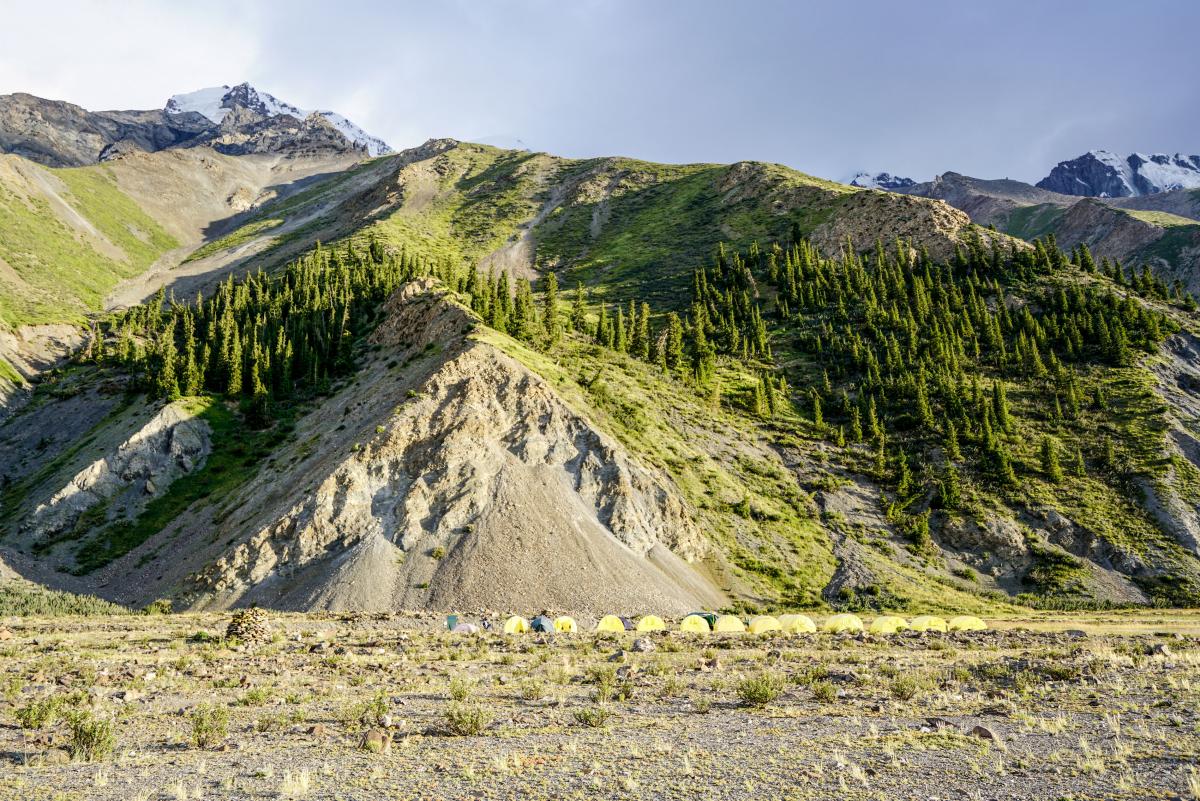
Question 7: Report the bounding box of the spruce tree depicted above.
[1040,436,1063,483]
[542,272,560,346]
[634,302,651,360]
[571,282,587,332]
[664,313,684,371]
[154,319,180,401]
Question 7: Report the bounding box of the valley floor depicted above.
[0,612,1198,800]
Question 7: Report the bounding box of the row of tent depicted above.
[447,612,988,635]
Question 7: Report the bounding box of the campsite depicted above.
[1,609,1197,800]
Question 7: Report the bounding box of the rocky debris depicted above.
[968,724,1002,744]
[630,637,656,653]
[25,401,210,546]
[359,728,392,753]
[225,608,272,644]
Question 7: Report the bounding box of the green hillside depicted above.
[0,161,177,326]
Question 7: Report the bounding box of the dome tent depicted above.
[530,615,555,633]
[502,615,530,635]
[948,615,987,632]
[596,615,626,633]
[636,615,666,632]
[714,615,746,633]
[680,614,711,633]
[778,614,817,634]
[821,613,864,634]
[748,616,782,634]
[868,615,909,635]
[908,615,948,633]
[554,616,578,633]
[452,623,479,634]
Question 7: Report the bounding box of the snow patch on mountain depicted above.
[316,111,391,157]
[849,172,916,191]
[1131,153,1200,193]
[165,86,232,123]
[165,83,392,156]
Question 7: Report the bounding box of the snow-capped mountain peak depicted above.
[164,83,392,156]
[1037,150,1200,197]
[849,171,916,191]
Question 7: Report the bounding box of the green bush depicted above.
[15,695,67,729]
[811,680,837,703]
[189,703,230,748]
[573,705,613,728]
[69,712,116,762]
[449,677,474,702]
[736,671,786,707]
[445,702,493,736]
[889,676,921,701]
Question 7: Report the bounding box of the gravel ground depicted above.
[0,611,1198,800]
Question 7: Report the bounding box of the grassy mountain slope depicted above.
[0,156,178,327]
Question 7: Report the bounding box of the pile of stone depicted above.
[225,608,273,644]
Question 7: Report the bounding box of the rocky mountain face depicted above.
[0,83,391,167]
[1037,150,1200,197]
[849,171,916,190]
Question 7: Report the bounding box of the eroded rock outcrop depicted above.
[26,401,210,543]
[189,281,720,614]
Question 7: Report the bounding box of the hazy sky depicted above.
[1,0,1196,183]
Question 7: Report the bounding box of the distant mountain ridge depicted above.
[1037,150,1200,197]
[0,82,391,167]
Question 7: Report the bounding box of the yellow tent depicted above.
[596,614,626,633]
[748,615,782,634]
[714,615,746,633]
[554,616,578,633]
[908,615,948,633]
[948,615,987,632]
[679,614,711,633]
[868,615,909,635]
[502,615,530,634]
[636,615,666,633]
[821,613,864,634]
[778,614,817,634]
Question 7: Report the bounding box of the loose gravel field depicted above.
[1,611,1198,800]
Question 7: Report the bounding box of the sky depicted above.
[1,0,1197,183]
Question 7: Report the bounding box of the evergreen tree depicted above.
[938,463,962,509]
[542,272,560,345]
[634,302,651,360]
[571,282,587,332]
[664,313,684,371]
[154,319,180,401]
[1040,436,1063,483]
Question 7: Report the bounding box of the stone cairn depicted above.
[225,608,273,644]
